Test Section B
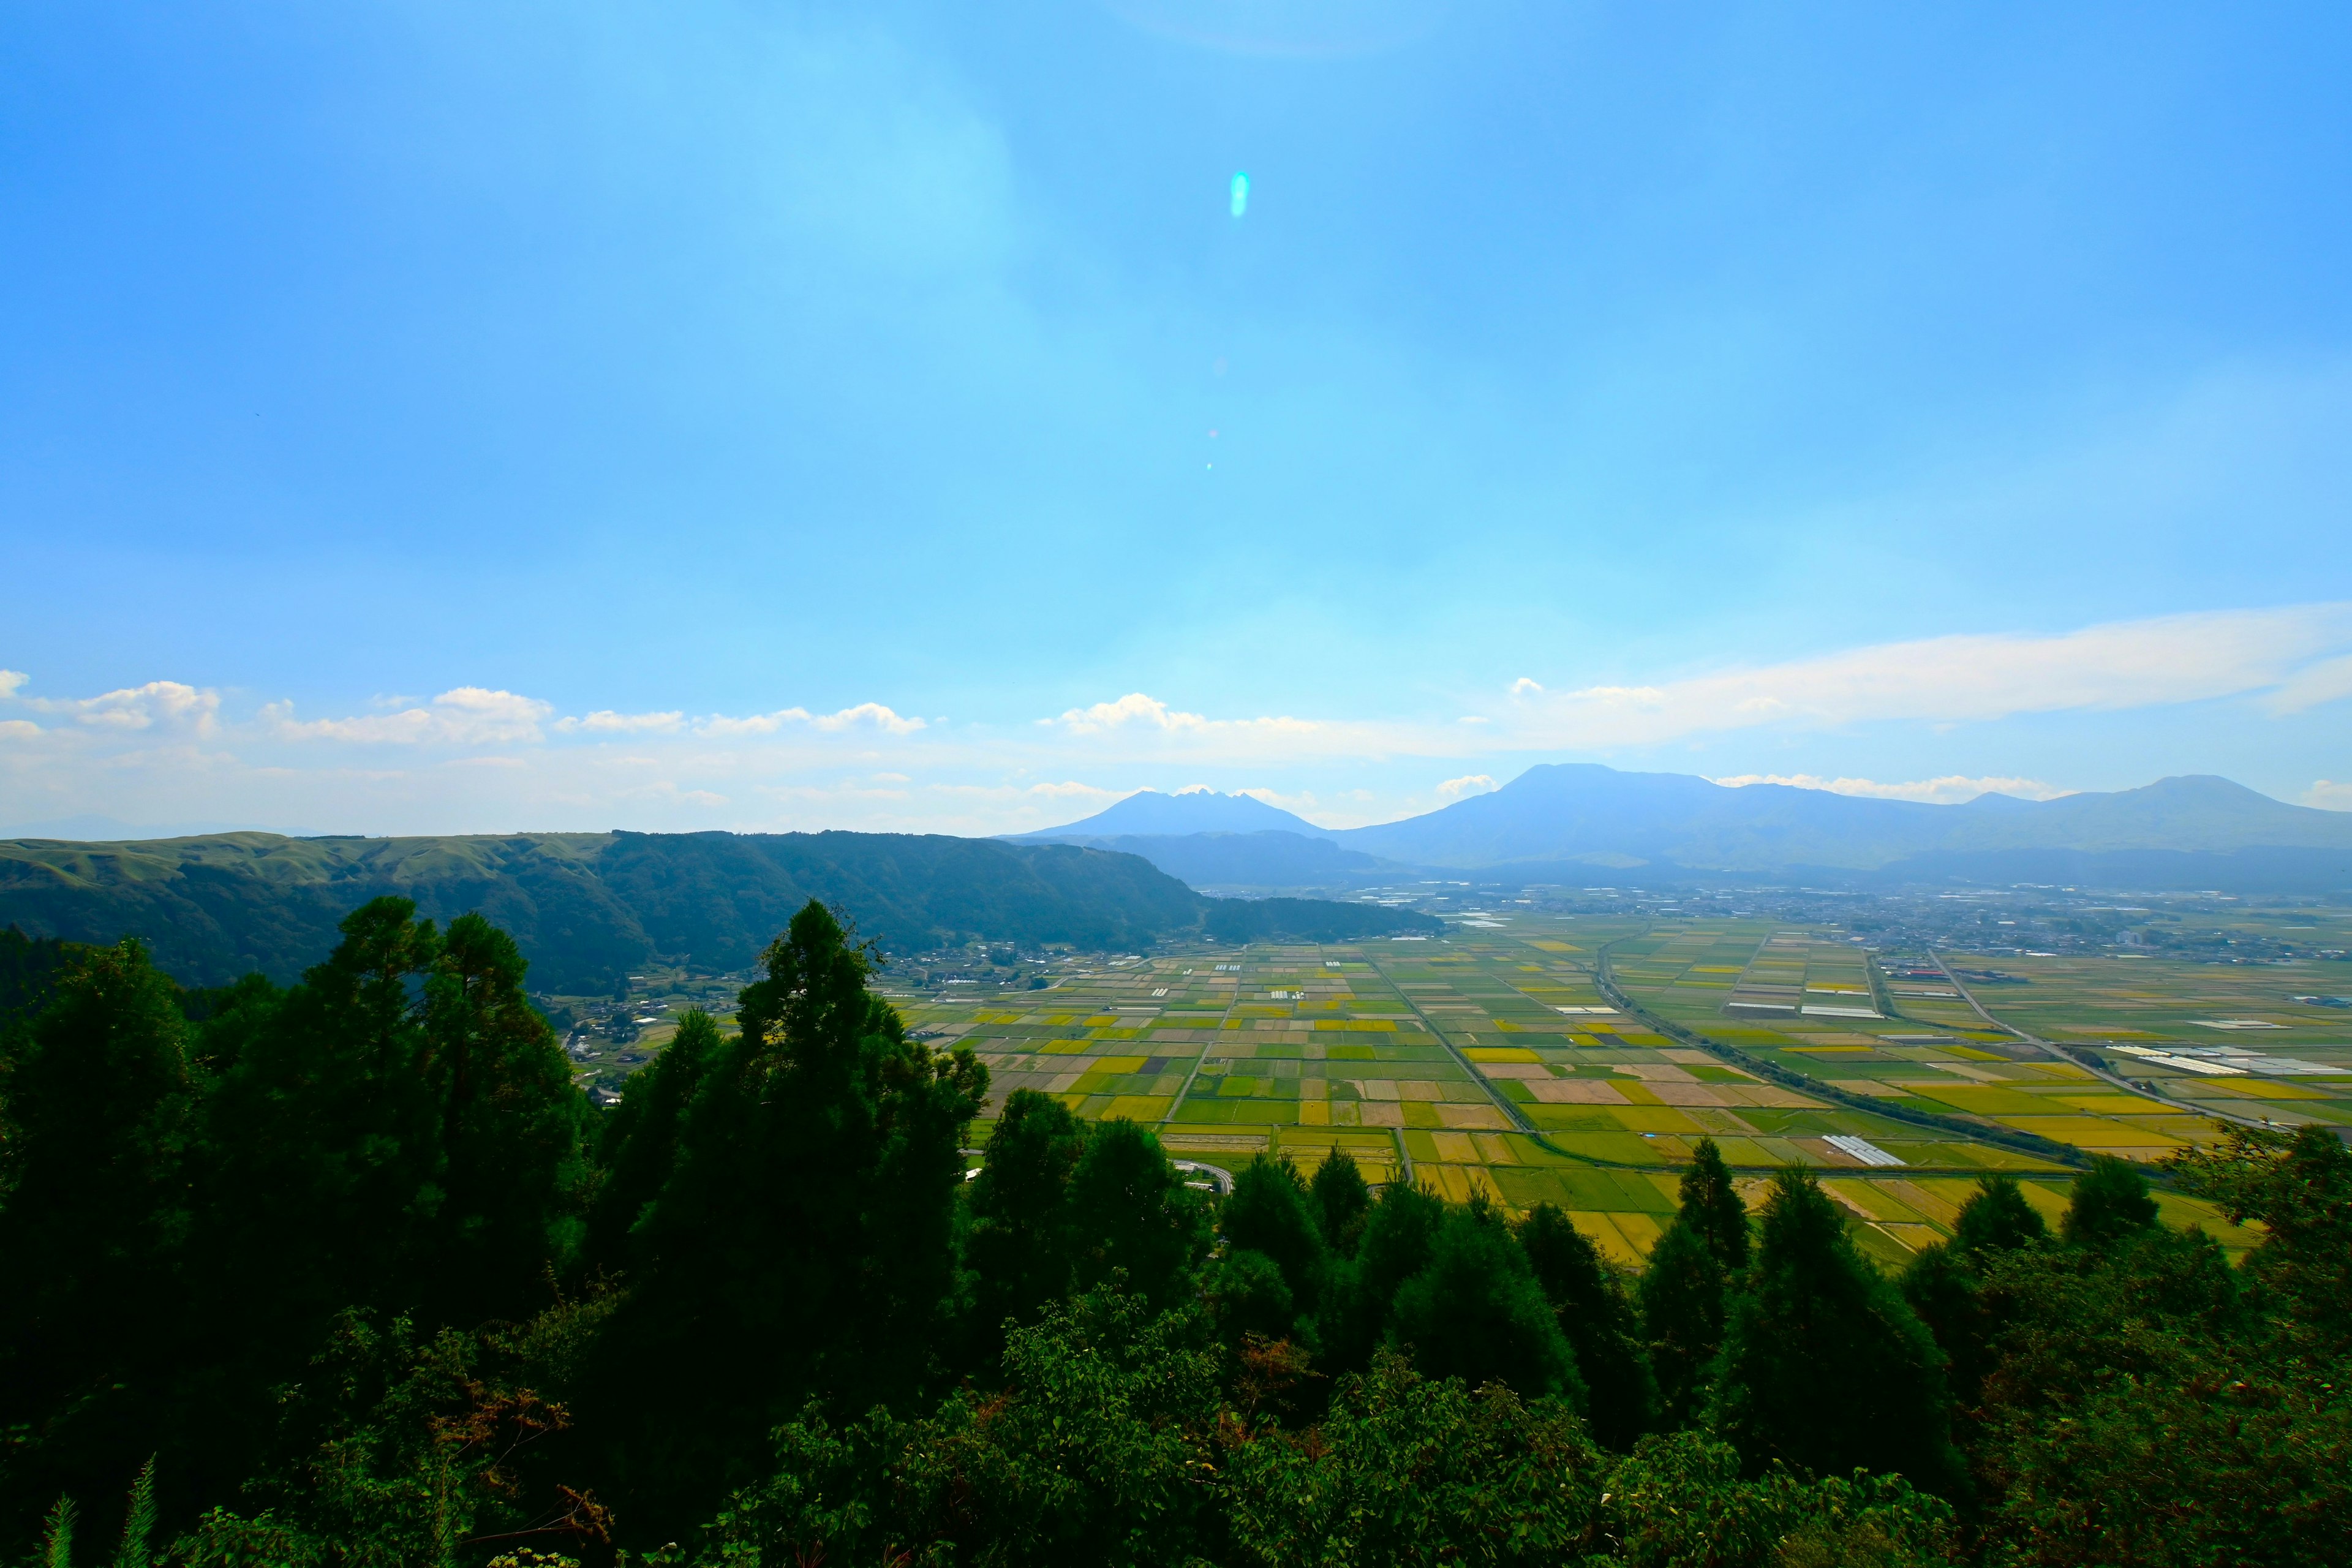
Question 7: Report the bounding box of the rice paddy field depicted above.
[891,905,2352,1269]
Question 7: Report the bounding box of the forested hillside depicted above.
[0,831,1437,990]
[4,896,2346,1566]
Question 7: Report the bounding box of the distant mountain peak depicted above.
[1015,788,1334,842]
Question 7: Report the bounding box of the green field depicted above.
[891,906,2316,1266]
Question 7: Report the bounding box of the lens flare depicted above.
[1230,171,1250,217]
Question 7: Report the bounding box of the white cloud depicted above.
[1052,692,1323,748]
[1508,604,2352,747]
[2266,653,2352,714]
[1057,693,1209,733]
[0,671,26,699]
[271,687,551,745]
[0,719,40,741]
[1024,779,1121,800]
[2304,780,2352,812]
[1709,772,2068,804]
[22,680,221,734]
[556,709,686,734]
[698,702,925,737]
[812,702,925,734]
[1436,774,1498,798]
[1510,677,1544,696]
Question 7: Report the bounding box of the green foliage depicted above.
[2171,1122,2352,1351]
[581,900,987,1542]
[1221,1352,1605,1567]
[36,1498,74,1568]
[0,923,80,1033]
[1970,1216,2349,1564]
[2061,1154,2159,1248]
[1387,1197,1581,1404]
[168,1303,616,1568]
[113,1457,156,1568]
[586,1008,723,1273]
[697,1287,1223,1568]
[1321,1180,1444,1371]
[1220,1156,1328,1316]
[1898,1245,1995,1412]
[964,1088,1090,1350]
[1066,1118,1210,1314]
[1517,1203,1657,1449]
[0,940,194,1536]
[1599,1432,1957,1568]
[1713,1168,1959,1494]
[1308,1147,1372,1257]
[1635,1218,1725,1429]
[1678,1136,1751,1272]
[1950,1173,2048,1259]
[11,885,2351,1564]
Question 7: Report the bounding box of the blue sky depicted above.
[4,0,2350,836]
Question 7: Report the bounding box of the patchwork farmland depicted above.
[891,905,2340,1268]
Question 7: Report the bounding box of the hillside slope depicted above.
[0,831,1435,990]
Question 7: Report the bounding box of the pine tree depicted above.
[419,912,592,1322]
[1310,1147,1373,1256]
[1221,1155,1329,1313]
[1517,1204,1657,1447]
[1900,1243,1996,1409]
[1388,1197,1582,1401]
[1714,1167,1959,1491]
[1322,1180,1446,1371]
[0,941,193,1540]
[1678,1136,1750,1272]
[1636,1218,1725,1429]
[587,1008,724,1271]
[584,900,986,1541]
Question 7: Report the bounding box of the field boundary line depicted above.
[1593,928,2089,1172]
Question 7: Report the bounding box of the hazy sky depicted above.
[4,1,2350,837]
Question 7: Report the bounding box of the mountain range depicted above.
[1022,766,2352,892]
[0,831,1438,992]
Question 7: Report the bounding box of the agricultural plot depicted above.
[1615,925,2274,1164]
[1913,948,2352,1143]
[894,905,2277,1268]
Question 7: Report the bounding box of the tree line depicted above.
[2,898,2346,1566]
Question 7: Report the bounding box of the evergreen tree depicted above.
[1899,1243,1995,1410]
[2063,1155,2159,1248]
[1714,1167,1959,1492]
[1308,1147,1373,1256]
[964,1088,1088,1349]
[584,900,987,1541]
[1951,1173,2048,1259]
[1324,1180,1446,1370]
[1517,1203,1657,1447]
[586,1008,724,1272]
[1678,1136,1750,1271]
[1220,1155,1329,1314]
[1636,1218,1725,1429]
[0,941,194,1539]
[1066,1117,1208,1314]
[418,912,592,1322]
[1389,1197,1581,1401]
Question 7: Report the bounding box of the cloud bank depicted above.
[4,601,2348,836]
